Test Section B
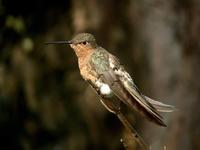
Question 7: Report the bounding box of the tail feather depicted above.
[144,95,176,113]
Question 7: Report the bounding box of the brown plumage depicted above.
[45,33,175,127]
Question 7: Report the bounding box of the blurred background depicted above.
[0,0,200,149]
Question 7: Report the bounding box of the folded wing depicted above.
[102,54,168,126]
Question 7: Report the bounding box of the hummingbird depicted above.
[45,33,175,127]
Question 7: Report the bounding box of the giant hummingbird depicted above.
[45,33,175,147]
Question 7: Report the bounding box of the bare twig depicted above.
[117,112,148,150]
[120,138,129,150]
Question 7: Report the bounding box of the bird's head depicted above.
[45,33,98,57]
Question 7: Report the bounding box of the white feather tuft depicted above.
[100,84,112,95]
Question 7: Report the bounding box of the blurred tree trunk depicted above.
[165,1,200,149]
[140,0,200,149]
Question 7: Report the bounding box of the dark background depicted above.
[0,0,200,149]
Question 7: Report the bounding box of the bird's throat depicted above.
[70,44,94,59]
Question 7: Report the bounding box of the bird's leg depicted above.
[116,112,148,150]
[87,79,100,92]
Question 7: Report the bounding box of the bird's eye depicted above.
[83,42,87,45]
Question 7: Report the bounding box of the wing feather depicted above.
[106,54,167,126]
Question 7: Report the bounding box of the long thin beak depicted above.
[44,40,72,45]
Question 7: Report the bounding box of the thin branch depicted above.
[117,112,148,150]
[120,138,129,150]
